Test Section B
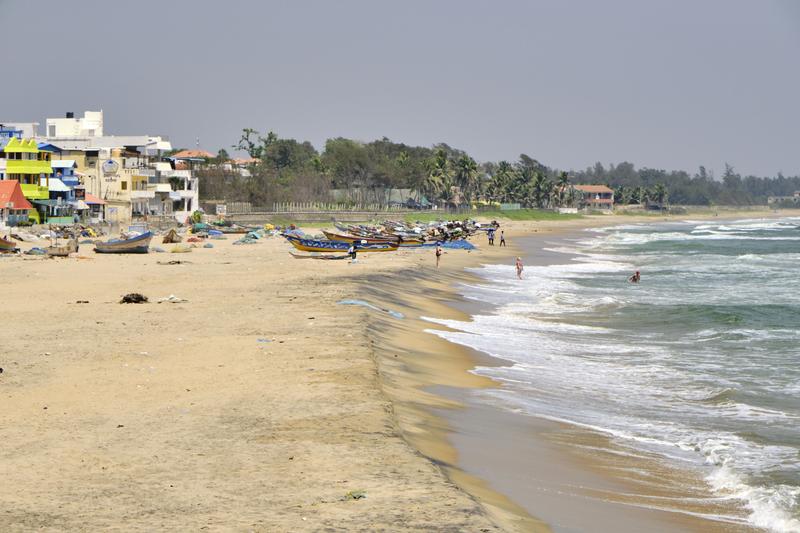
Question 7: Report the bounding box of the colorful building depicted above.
[0,180,33,226]
[0,137,52,222]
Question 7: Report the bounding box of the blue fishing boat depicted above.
[94,231,153,254]
[284,235,398,253]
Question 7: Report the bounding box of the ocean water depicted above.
[425,217,800,532]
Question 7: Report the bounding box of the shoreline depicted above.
[365,210,795,531]
[1,207,795,531]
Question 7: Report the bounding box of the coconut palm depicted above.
[454,155,479,205]
[426,148,453,205]
[556,171,571,206]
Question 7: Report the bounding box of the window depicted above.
[48,125,56,137]
[121,181,128,190]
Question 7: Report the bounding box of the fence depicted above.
[271,202,409,213]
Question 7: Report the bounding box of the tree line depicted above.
[194,129,800,208]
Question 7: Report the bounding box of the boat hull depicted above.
[47,239,79,257]
[95,232,153,254]
[322,230,400,244]
[0,237,16,252]
[285,235,397,253]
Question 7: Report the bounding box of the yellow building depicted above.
[0,138,52,222]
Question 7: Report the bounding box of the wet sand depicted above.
[364,213,789,532]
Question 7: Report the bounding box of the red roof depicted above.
[0,181,33,210]
[232,157,259,165]
[574,184,614,194]
[84,192,106,205]
[172,149,214,159]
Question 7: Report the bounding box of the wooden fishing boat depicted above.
[322,230,400,244]
[46,238,78,257]
[94,231,153,254]
[0,235,17,253]
[284,235,398,253]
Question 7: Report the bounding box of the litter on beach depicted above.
[338,299,404,319]
[157,295,188,304]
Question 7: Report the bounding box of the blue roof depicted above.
[37,142,63,152]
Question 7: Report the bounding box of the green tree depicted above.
[454,155,479,204]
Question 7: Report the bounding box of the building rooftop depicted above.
[574,184,614,194]
[171,149,214,159]
[0,180,34,210]
[2,137,40,153]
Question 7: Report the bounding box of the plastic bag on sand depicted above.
[171,244,192,253]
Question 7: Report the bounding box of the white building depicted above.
[0,122,39,138]
[46,111,104,138]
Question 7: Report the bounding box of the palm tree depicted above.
[454,155,479,205]
[556,171,571,206]
[426,148,453,205]
[487,160,512,203]
[636,186,648,205]
[653,183,668,211]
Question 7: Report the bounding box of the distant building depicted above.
[767,192,800,205]
[0,137,52,222]
[574,184,614,210]
[0,123,39,138]
[0,180,34,226]
[46,111,104,138]
[171,149,214,159]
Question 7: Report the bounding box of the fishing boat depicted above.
[0,235,17,253]
[284,235,398,253]
[46,238,78,257]
[94,231,153,254]
[322,230,400,244]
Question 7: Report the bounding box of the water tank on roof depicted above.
[66,112,74,119]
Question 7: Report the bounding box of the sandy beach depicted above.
[1,208,794,531]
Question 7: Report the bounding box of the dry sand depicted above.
[0,236,499,532]
[0,208,792,532]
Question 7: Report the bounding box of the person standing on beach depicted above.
[435,243,443,269]
[487,228,495,246]
[499,230,506,247]
[348,242,358,263]
[515,257,523,279]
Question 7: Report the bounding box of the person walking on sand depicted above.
[435,243,443,268]
[487,228,495,246]
[515,257,523,279]
[628,270,640,283]
[348,242,359,263]
[499,230,506,247]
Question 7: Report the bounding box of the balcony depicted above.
[130,190,156,199]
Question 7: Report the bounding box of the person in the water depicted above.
[629,270,641,283]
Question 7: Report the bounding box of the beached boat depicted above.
[0,236,17,253]
[46,238,78,257]
[94,231,153,254]
[322,230,400,244]
[284,235,398,253]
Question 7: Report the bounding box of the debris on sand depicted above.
[341,490,367,501]
[157,295,188,304]
[120,293,148,304]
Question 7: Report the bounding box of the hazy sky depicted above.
[1,0,798,176]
